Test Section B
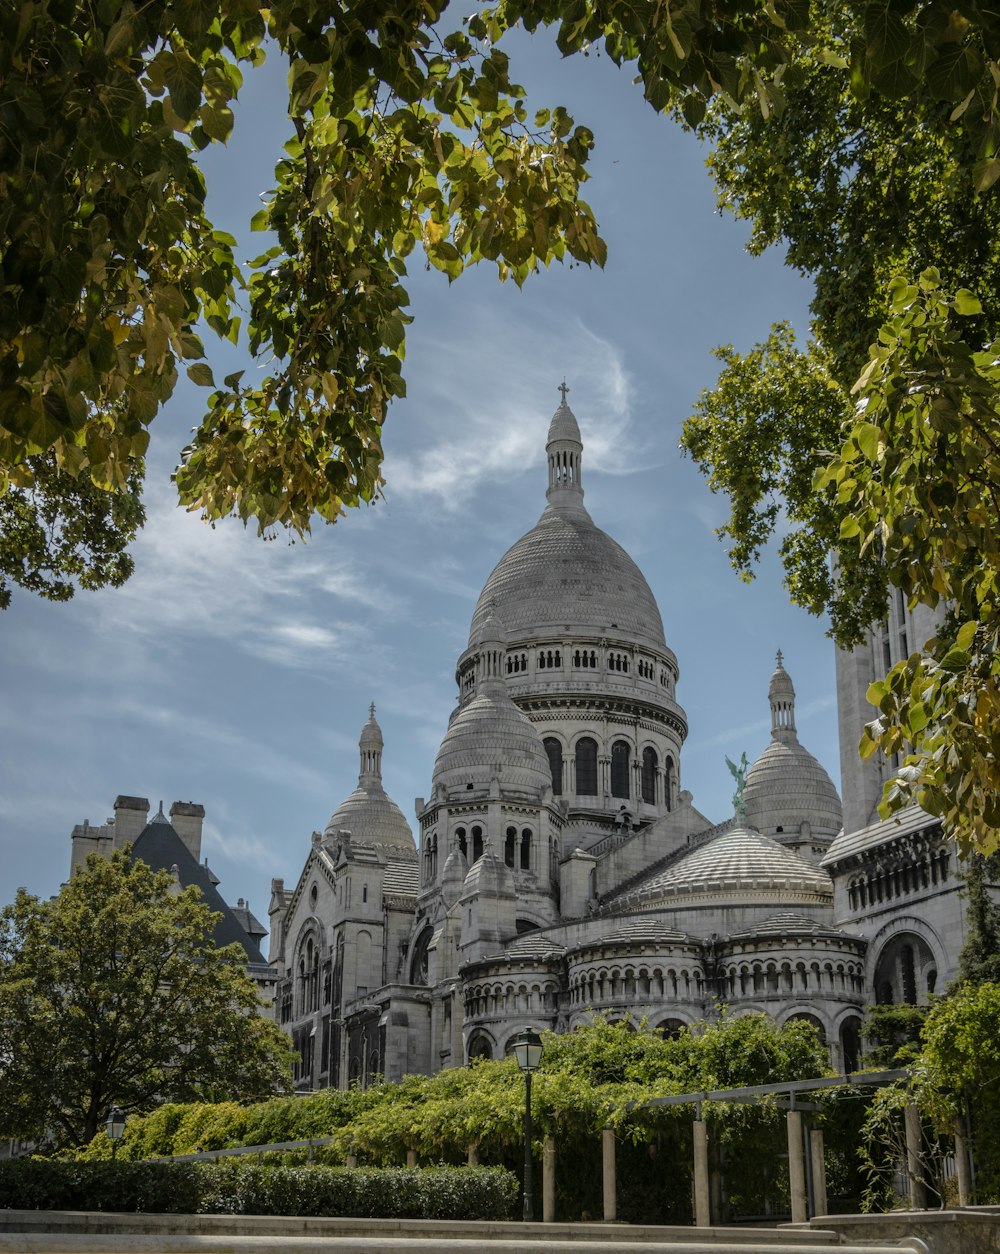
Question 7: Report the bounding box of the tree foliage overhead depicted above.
[6,0,1000,845]
[0,849,293,1149]
[665,3,1000,852]
[0,0,605,606]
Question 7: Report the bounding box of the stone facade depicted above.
[268,392,998,1089]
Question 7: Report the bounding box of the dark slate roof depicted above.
[130,818,267,964]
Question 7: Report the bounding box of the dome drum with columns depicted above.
[269,386,984,1090]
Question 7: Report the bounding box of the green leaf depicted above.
[187,363,216,387]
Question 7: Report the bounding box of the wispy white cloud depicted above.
[384,308,641,511]
[77,478,406,677]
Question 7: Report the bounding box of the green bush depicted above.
[0,1160,201,1213]
[0,1159,517,1221]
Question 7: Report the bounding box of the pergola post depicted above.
[693,1117,710,1227]
[954,1122,972,1207]
[602,1126,616,1222]
[786,1109,808,1224]
[543,1135,556,1222]
[904,1104,926,1209]
[809,1128,828,1217]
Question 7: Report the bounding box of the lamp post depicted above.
[508,1029,543,1222]
[106,1106,126,1160]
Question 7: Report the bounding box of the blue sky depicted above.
[1,28,843,936]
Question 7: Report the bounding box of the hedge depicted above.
[0,1160,518,1221]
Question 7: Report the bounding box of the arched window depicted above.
[455,826,467,858]
[576,737,598,795]
[611,740,630,799]
[520,827,531,871]
[544,737,563,796]
[472,825,483,862]
[641,746,657,804]
[505,825,517,868]
[665,756,676,810]
[410,927,432,986]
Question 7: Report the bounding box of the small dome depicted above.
[744,652,842,842]
[323,782,413,849]
[630,825,833,906]
[432,689,552,799]
[743,738,843,841]
[323,708,414,849]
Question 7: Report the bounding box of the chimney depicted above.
[169,801,205,861]
[113,795,150,846]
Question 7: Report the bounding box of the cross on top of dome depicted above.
[558,379,570,404]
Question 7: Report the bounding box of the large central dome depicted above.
[468,508,666,650]
[467,397,666,653]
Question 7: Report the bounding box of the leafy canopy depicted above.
[0,849,293,1149]
[0,0,605,605]
[673,3,1000,851]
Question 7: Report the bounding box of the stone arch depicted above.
[467,1030,495,1062]
[872,931,938,1005]
[410,925,433,986]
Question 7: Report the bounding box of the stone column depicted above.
[451,987,464,1068]
[602,1126,616,1222]
[954,1122,972,1207]
[786,1109,808,1224]
[904,1104,926,1209]
[543,1135,556,1222]
[692,1119,710,1227]
[809,1128,827,1217]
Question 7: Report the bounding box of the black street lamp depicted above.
[106,1106,126,1160]
[508,1029,543,1221]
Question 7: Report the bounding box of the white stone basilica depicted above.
[267,393,978,1090]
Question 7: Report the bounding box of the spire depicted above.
[152,801,168,824]
[358,703,384,781]
[546,381,585,511]
[768,650,797,741]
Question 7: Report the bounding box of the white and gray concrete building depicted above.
[268,393,994,1089]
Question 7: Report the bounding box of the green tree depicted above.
[0,849,293,1149]
[957,854,1000,986]
[667,5,1000,852]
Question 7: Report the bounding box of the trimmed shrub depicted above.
[0,1160,201,1213]
[0,1159,517,1221]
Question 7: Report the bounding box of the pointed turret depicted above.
[545,381,585,511]
[359,701,384,781]
[768,650,797,742]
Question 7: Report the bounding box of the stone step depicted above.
[0,1215,858,1246]
[0,1237,920,1254]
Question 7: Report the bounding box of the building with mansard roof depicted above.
[68,796,276,1000]
[267,390,994,1091]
